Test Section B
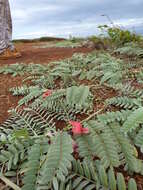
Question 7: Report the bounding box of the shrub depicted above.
[98,25,141,46]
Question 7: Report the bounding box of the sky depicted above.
[10,0,143,39]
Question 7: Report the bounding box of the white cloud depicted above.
[114,18,143,27]
[12,9,29,22]
[9,0,143,39]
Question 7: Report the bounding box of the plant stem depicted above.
[0,175,21,190]
[82,106,107,123]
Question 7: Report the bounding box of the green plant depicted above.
[0,51,143,189]
[98,25,141,46]
[97,109,132,124]
[114,43,143,57]
[122,107,143,133]
[106,96,142,109]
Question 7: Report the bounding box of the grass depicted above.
[33,40,82,48]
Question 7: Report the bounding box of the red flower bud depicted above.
[72,140,78,152]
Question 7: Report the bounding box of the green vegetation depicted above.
[0,28,143,189]
[98,25,142,46]
[33,40,82,48]
[12,36,65,43]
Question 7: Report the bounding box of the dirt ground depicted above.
[0,42,93,124]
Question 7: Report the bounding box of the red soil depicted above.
[0,42,93,124]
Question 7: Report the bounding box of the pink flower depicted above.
[81,128,89,134]
[43,90,53,98]
[69,121,89,135]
